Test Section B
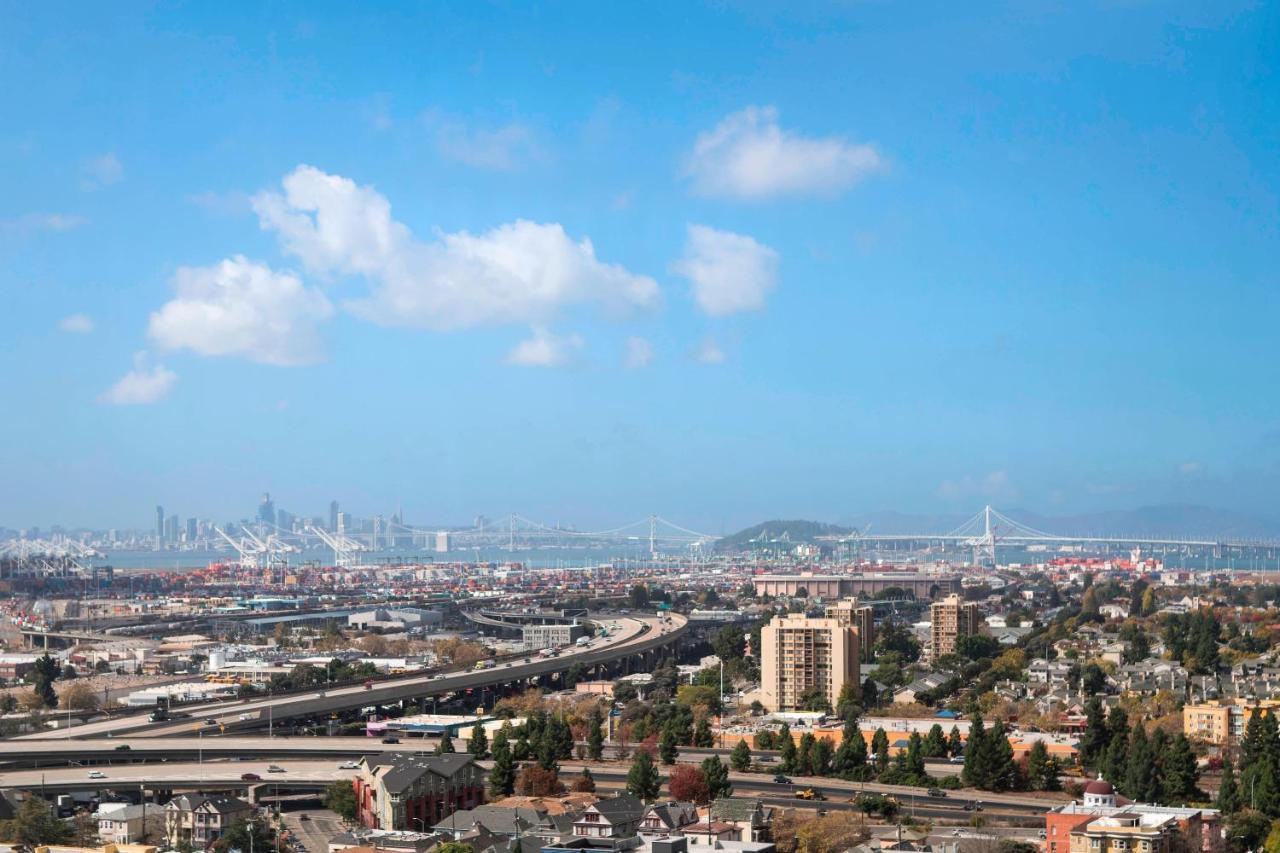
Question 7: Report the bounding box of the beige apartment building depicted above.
[824,597,876,662]
[760,615,860,713]
[929,594,980,661]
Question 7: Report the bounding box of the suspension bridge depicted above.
[821,505,1280,566]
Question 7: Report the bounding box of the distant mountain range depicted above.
[715,504,1280,549]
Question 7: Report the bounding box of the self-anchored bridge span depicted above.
[821,505,1280,566]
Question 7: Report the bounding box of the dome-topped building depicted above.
[1082,775,1116,808]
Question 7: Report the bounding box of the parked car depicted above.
[241,772,262,781]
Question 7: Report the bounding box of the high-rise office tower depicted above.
[329,501,339,532]
[929,594,981,661]
[164,514,179,544]
[185,517,197,542]
[257,492,276,527]
[155,505,165,543]
[759,615,860,713]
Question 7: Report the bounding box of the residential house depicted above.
[163,795,253,848]
[705,800,773,843]
[638,803,699,837]
[96,804,148,845]
[572,796,645,839]
[354,753,486,831]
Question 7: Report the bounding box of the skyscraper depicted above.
[155,505,165,544]
[759,615,860,713]
[329,500,339,532]
[164,514,179,544]
[185,517,197,542]
[824,598,877,663]
[257,492,276,527]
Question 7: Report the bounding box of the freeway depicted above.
[16,614,684,741]
[0,757,1056,822]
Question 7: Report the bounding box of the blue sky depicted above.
[2,2,1278,531]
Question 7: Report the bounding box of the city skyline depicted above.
[4,3,1279,527]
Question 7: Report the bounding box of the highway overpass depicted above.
[16,613,686,740]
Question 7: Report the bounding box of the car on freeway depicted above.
[88,770,106,779]
[772,774,791,784]
[114,744,131,751]
[927,788,946,798]
[300,815,310,822]
[241,772,262,781]
[339,761,359,769]
[268,765,285,773]
[204,718,218,725]
[381,736,400,744]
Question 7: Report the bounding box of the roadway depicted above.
[15,614,685,740]
[0,757,1056,822]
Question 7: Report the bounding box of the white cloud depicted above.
[624,336,654,368]
[684,106,884,200]
[505,327,584,367]
[82,152,124,189]
[425,112,538,171]
[936,471,1019,503]
[694,338,726,365]
[57,314,94,334]
[98,352,176,405]
[673,224,778,316]
[147,255,334,366]
[253,165,660,330]
[1,212,87,233]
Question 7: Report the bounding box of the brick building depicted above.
[354,753,485,831]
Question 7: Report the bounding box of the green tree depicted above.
[1159,734,1198,803]
[948,725,964,757]
[694,716,714,748]
[797,732,817,776]
[778,723,798,773]
[1218,756,1241,814]
[468,722,489,759]
[322,780,358,822]
[1025,741,1052,792]
[986,720,1019,792]
[834,721,867,777]
[436,843,477,853]
[861,678,879,709]
[905,732,927,780]
[923,724,947,758]
[212,817,273,853]
[488,736,517,797]
[659,723,680,765]
[872,727,890,773]
[836,681,862,721]
[1124,724,1157,803]
[628,584,651,609]
[587,708,605,760]
[730,740,752,772]
[713,625,746,661]
[436,732,456,754]
[1078,698,1109,770]
[626,750,661,801]
[0,795,73,846]
[701,756,733,800]
[963,714,988,788]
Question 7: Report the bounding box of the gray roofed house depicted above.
[574,795,646,839]
[437,805,576,841]
[639,803,700,836]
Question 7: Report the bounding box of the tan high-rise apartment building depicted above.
[824,597,876,663]
[929,594,980,661]
[760,615,860,713]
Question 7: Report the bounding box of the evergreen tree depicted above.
[1026,741,1050,792]
[836,681,862,721]
[924,724,947,758]
[1101,726,1129,785]
[1124,724,1157,803]
[587,708,605,761]
[694,716,714,748]
[987,720,1019,792]
[488,737,516,797]
[905,732,927,780]
[871,727,890,773]
[861,677,879,709]
[779,724,798,773]
[1079,698,1109,771]
[436,732,455,754]
[797,732,817,776]
[468,722,489,759]
[659,723,680,765]
[948,725,964,758]
[1159,734,1198,803]
[833,723,867,777]
[1217,756,1241,814]
[811,738,834,777]
[730,739,752,772]
[701,756,733,801]
[963,714,988,788]
[626,750,661,801]
[536,726,559,772]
